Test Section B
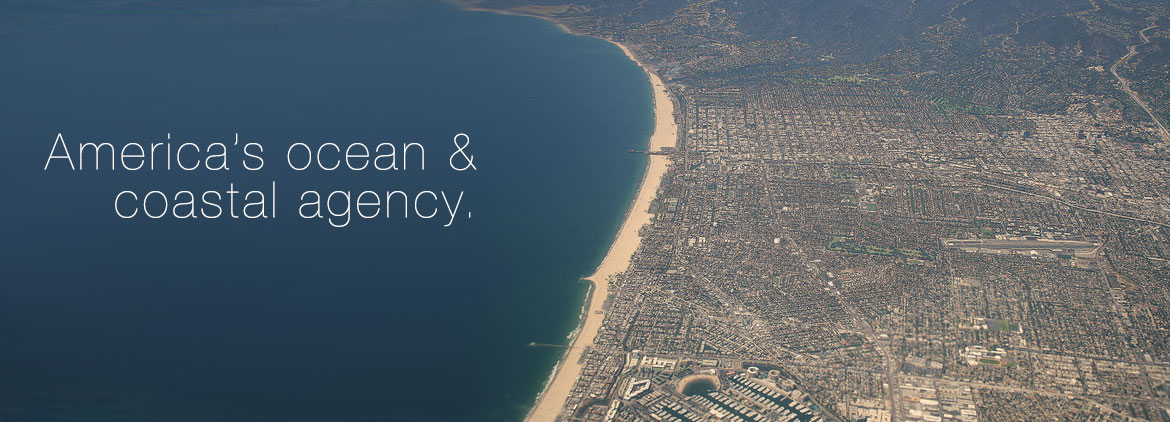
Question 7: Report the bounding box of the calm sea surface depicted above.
[0,2,651,420]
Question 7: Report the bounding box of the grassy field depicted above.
[990,319,1020,332]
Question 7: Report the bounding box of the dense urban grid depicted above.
[476,0,1170,420]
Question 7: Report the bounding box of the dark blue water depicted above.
[0,2,652,421]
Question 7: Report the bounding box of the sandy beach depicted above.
[455,4,679,419]
[525,36,678,422]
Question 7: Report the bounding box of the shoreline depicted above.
[523,21,678,422]
[456,5,679,421]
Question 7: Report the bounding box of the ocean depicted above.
[0,1,651,420]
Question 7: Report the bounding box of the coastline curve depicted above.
[456,6,680,421]
[527,38,677,421]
